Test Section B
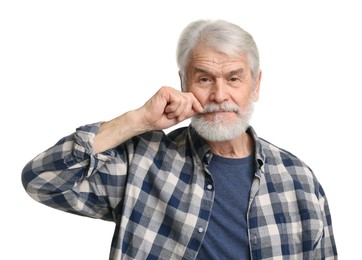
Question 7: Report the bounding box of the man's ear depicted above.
[179,71,186,92]
[253,70,262,101]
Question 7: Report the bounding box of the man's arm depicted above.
[22,86,202,219]
[93,86,203,153]
[21,123,118,220]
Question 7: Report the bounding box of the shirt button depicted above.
[207,184,213,190]
[198,227,204,233]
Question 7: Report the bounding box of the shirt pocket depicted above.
[280,212,323,251]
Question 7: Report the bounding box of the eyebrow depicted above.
[193,67,210,75]
[228,68,244,76]
[192,67,244,76]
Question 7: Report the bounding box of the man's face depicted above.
[186,44,261,141]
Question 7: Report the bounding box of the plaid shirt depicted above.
[22,123,337,259]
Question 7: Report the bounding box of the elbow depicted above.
[21,160,48,201]
[21,161,36,193]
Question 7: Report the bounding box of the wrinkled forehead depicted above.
[188,44,251,73]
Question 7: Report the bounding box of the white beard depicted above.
[191,101,254,142]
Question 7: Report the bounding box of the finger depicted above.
[167,102,198,121]
[164,95,187,116]
[173,95,203,120]
[164,103,176,114]
[164,91,203,120]
[191,97,203,113]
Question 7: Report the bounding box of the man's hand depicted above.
[93,86,203,153]
[138,86,203,131]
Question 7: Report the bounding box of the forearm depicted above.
[93,109,149,154]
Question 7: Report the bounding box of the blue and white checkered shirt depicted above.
[22,123,337,259]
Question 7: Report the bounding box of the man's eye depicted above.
[200,77,210,83]
[230,77,239,82]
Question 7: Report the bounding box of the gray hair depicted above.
[176,19,260,89]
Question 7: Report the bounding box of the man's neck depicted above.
[207,132,254,158]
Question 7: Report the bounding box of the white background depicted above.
[1,0,360,259]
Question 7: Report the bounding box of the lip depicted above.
[207,110,233,114]
[214,111,229,114]
[202,111,235,117]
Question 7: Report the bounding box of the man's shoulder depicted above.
[258,137,311,171]
[130,127,189,149]
[256,137,321,197]
[166,126,189,140]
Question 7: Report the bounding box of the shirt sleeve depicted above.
[21,122,123,222]
[314,184,338,259]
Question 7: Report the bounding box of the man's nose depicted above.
[209,79,229,103]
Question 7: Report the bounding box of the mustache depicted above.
[200,103,240,114]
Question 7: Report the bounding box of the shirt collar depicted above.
[187,126,211,165]
[247,126,265,176]
[187,125,265,175]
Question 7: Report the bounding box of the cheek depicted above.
[231,91,248,104]
[231,92,253,111]
[189,88,209,105]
